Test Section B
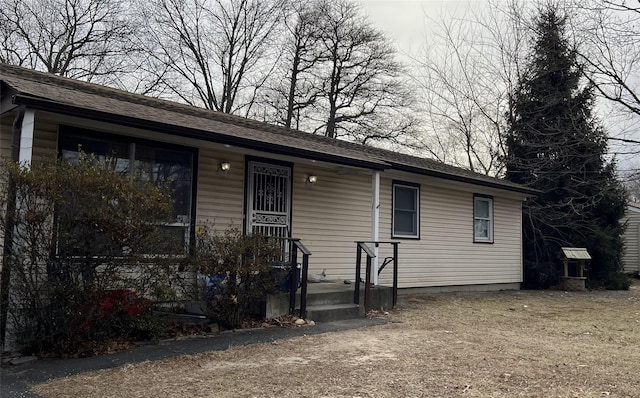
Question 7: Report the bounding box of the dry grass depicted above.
[34,281,640,398]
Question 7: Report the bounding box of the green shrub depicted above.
[1,156,180,355]
[603,272,631,290]
[194,226,282,329]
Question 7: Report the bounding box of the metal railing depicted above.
[354,241,399,311]
[286,238,311,319]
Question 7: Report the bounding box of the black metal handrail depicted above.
[286,238,311,319]
[268,236,311,318]
[354,241,399,311]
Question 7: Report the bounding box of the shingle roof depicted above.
[0,63,537,195]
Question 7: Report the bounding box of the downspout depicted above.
[18,109,35,166]
[0,106,26,347]
[371,171,380,285]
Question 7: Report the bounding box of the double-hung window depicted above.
[392,181,419,239]
[473,195,493,243]
[59,127,196,251]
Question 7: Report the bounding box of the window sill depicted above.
[473,239,494,244]
[391,234,420,240]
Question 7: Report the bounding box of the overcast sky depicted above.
[359,0,480,56]
[358,0,640,174]
[358,0,430,55]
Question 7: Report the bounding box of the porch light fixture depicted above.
[306,175,318,186]
[218,161,231,176]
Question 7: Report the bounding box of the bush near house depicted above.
[1,157,291,355]
[0,156,182,355]
[192,226,282,329]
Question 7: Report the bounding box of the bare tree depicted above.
[621,169,640,202]
[566,0,640,164]
[313,0,413,143]
[139,0,285,115]
[281,3,322,129]
[0,0,138,85]
[255,0,415,146]
[571,0,640,118]
[411,0,533,176]
[256,0,325,129]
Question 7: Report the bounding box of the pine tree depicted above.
[505,5,628,289]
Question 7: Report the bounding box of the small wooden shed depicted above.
[559,247,591,291]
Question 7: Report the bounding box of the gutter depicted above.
[388,162,540,196]
[12,94,388,171]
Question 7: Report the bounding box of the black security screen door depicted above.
[246,161,291,240]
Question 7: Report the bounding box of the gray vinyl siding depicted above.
[291,171,524,288]
[291,165,372,282]
[31,118,58,160]
[0,112,58,162]
[1,112,58,162]
[195,148,245,231]
[378,177,523,288]
[1,114,13,160]
[622,206,640,274]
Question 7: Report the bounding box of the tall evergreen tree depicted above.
[505,5,628,288]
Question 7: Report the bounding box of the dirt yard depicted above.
[35,282,640,398]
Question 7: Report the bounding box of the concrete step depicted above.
[300,289,354,306]
[264,283,394,320]
[304,303,362,323]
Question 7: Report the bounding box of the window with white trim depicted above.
[474,195,493,243]
[392,182,419,238]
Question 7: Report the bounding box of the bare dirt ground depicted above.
[35,281,640,398]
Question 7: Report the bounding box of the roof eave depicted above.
[390,162,540,196]
[1,82,19,115]
[12,93,388,170]
[8,90,538,196]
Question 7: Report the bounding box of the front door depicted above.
[246,160,292,241]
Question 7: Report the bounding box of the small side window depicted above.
[474,195,493,243]
[392,182,419,239]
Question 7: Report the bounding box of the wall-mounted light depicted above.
[218,161,231,176]
[306,175,318,186]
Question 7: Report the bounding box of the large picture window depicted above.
[392,181,419,239]
[59,128,196,249]
[473,195,493,243]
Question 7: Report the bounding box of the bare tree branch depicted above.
[314,0,414,144]
[569,1,640,125]
[0,0,139,87]
[411,0,533,176]
[139,0,285,114]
